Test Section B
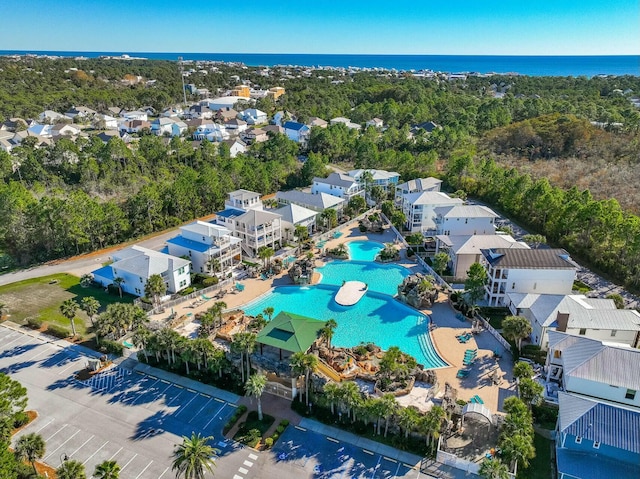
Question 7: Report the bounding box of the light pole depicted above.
[60,453,68,465]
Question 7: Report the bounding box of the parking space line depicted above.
[189,397,213,423]
[130,379,160,405]
[383,456,397,463]
[3,335,27,348]
[135,371,144,375]
[201,393,211,398]
[213,397,224,403]
[69,435,95,457]
[58,359,82,375]
[362,449,374,455]
[158,466,170,478]
[187,388,196,393]
[160,380,169,384]
[295,426,306,431]
[27,346,56,361]
[45,423,67,441]
[233,475,243,479]
[248,453,258,460]
[82,441,109,465]
[134,460,153,479]
[175,391,198,413]
[327,437,339,443]
[44,430,80,460]
[202,403,227,430]
[166,388,186,406]
[243,460,253,467]
[120,453,138,471]
[393,461,402,478]
[174,385,183,389]
[239,467,249,474]
[108,446,123,460]
[35,419,53,433]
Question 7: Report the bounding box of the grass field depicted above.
[517,433,552,479]
[0,273,132,335]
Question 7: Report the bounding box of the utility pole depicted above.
[178,56,187,105]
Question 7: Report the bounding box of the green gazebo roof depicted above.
[256,311,326,353]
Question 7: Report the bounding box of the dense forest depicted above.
[1,56,640,288]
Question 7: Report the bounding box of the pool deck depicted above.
[150,223,516,414]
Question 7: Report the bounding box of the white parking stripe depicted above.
[166,387,185,406]
[108,446,123,460]
[130,379,160,405]
[158,466,170,478]
[82,441,109,465]
[202,403,227,429]
[238,467,249,474]
[3,335,27,348]
[35,419,54,433]
[69,435,95,457]
[243,460,253,467]
[27,346,56,361]
[189,397,213,422]
[134,461,153,479]
[175,390,198,414]
[44,430,80,460]
[58,359,82,375]
[120,453,138,471]
[45,423,67,441]
[248,453,258,460]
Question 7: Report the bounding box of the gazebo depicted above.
[256,311,326,360]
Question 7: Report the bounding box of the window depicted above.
[139,277,143,283]
[610,329,617,337]
[533,282,537,290]
[579,328,587,335]
[625,389,636,400]
[512,283,515,289]
[575,437,582,444]
[593,441,600,449]
[554,350,561,358]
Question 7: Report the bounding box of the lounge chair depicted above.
[463,358,475,366]
[470,395,484,405]
[202,294,212,301]
[464,352,477,360]
[456,369,470,378]
[235,282,245,292]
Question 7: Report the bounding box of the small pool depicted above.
[316,260,409,296]
[243,285,447,369]
[348,240,384,261]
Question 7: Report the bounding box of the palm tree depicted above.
[262,306,274,321]
[231,332,256,383]
[180,340,198,375]
[132,327,152,362]
[172,433,218,479]
[59,298,79,337]
[210,301,227,329]
[245,373,268,420]
[502,315,533,353]
[339,381,361,422]
[145,273,167,307]
[397,406,420,439]
[112,277,125,298]
[80,296,100,327]
[320,319,337,349]
[323,382,341,415]
[14,432,46,475]
[94,460,120,479]
[421,405,446,447]
[207,256,221,276]
[257,246,275,269]
[80,273,93,288]
[379,393,398,437]
[157,327,182,364]
[479,458,510,479]
[207,348,227,378]
[500,433,535,472]
[56,459,86,479]
[290,352,318,406]
[192,337,216,370]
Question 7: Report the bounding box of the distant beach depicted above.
[1,51,638,77]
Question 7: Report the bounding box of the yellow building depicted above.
[267,86,285,99]
[231,85,250,98]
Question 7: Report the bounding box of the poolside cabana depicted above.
[461,402,494,428]
[256,311,326,360]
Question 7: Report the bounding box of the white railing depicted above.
[475,313,512,351]
[314,207,376,242]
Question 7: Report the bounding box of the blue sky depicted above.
[0,0,638,55]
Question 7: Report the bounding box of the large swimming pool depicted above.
[348,240,385,261]
[243,284,447,369]
[316,260,409,296]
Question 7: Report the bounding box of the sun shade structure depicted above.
[256,311,326,354]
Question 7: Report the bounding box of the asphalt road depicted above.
[1,325,429,479]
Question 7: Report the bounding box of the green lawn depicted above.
[517,433,552,479]
[0,273,132,335]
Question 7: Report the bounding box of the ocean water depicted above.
[1,50,638,77]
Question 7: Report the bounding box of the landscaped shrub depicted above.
[358,222,368,232]
[101,340,124,356]
[13,411,29,428]
[280,419,289,427]
[202,277,219,287]
[46,324,70,338]
[264,437,274,448]
[223,405,247,434]
[26,318,43,330]
[180,287,195,296]
[449,292,458,303]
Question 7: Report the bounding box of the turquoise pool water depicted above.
[316,260,409,296]
[348,240,384,261]
[243,284,447,369]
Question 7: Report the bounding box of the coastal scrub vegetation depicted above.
[1,57,640,290]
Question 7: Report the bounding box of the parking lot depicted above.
[0,326,241,479]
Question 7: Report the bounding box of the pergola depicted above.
[256,311,326,360]
[461,402,494,427]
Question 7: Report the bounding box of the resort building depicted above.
[347,169,400,192]
[256,311,326,361]
[166,221,242,278]
[546,332,640,478]
[480,248,577,306]
[401,191,463,233]
[433,205,499,236]
[92,246,191,297]
[273,203,318,240]
[395,177,442,205]
[226,189,263,211]
[276,190,346,217]
[311,172,364,201]
[507,293,640,349]
[435,234,529,280]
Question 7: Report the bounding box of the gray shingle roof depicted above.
[482,248,576,269]
[435,204,499,218]
[276,190,345,210]
[313,172,358,189]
